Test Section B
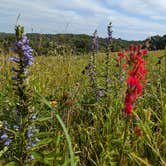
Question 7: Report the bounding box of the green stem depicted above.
[36,92,76,166]
[119,118,130,165]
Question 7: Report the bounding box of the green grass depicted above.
[0,50,166,165]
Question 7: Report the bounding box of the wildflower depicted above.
[91,29,98,52]
[10,33,33,78]
[117,52,125,58]
[5,25,39,164]
[26,130,33,138]
[107,22,113,45]
[133,127,142,137]
[49,100,58,107]
[4,139,11,146]
[1,133,8,139]
[11,38,33,67]
[117,44,148,115]
[34,138,40,143]
[13,124,19,130]
[9,56,20,63]
[64,100,75,106]
[63,92,70,99]
[31,142,36,147]
[104,22,113,106]
[96,89,103,101]
[30,114,36,120]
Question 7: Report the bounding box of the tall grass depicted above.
[0,29,166,165]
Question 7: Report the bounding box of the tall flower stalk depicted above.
[83,30,102,102]
[117,45,148,115]
[2,25,38,165]
[104,22,113,106]
[91,29,98,88]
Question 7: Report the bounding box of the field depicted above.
[0,30,166,166]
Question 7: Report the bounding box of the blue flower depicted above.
[11,67,19,73]
[16,41,23,47]
[30,114,36,120]
[13,125,19,130]
[33,138,40,143]
[9,56,20,63]
[1,133,8,139]
[97,89,103,101]
[4,139,11,146]
[26,130,33,138]
[31,142,36,147]
[11,35,33,68]
[22,35,29,44]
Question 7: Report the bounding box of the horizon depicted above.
[0,31,162,42]
[0,0,166,40]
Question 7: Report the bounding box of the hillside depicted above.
[0,32,165,55]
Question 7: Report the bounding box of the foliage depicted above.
[0,32,143,55]
[0,24,166,165]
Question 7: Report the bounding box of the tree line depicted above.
[0,32,165,56]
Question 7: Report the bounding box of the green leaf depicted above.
[35,91,76,166]
[0,146,8,157]
[31,138,53,151]
[34,132,54,138]
[43,157,54,166]
[5,161,17,166]
[130,152,151,166]
[36,117,51,122]
[31,151,44,161]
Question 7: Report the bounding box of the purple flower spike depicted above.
[11,35,33,68]
[91,30,98,52]
[107,22,113,45]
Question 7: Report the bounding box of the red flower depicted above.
[122,64,127,70]
[117,44,148,115]
[142,49,148,55]
[64,100,75,106]
[63,92,70,99]
[124,102,132,114]
[117,52,125,58]
[133,127,142,137]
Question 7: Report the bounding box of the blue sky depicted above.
[0,0,166,40]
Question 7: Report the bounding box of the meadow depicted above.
[0,26,166,166]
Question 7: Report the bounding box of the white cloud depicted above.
[106,0,166,18]
[0,0,165,40]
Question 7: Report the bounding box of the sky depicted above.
[0,0,166,40]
